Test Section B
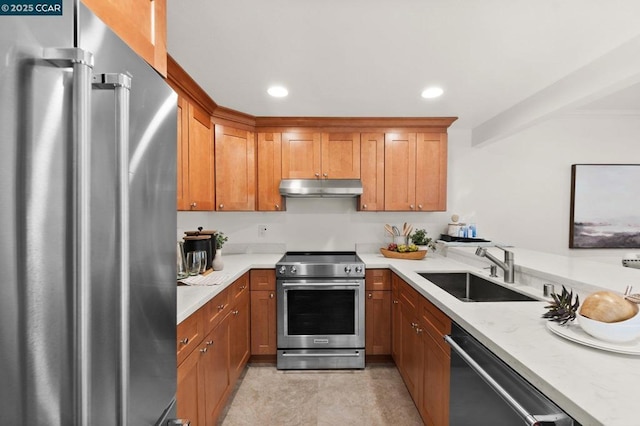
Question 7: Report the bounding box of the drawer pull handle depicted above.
[200,347,208,354]
[269,293,274,299]
[179,338,189,345]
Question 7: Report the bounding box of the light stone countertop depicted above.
[177,248,640,426]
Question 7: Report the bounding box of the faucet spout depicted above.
[475,245,515,283]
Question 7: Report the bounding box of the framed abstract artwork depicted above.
[570,164,640,248]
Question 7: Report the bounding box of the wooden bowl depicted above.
[380,248,427,260]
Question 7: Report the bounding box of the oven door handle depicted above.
[445,335,553,426]
[281,282,361,288]
[281,351,361,358]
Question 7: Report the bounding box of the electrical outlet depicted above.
[258,225,268,238]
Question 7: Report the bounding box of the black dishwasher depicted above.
[445,323,579,426]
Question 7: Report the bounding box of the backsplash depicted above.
[177,198,452,253]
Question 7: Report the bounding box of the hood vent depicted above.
[279,179,363,198]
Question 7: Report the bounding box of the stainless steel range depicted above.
[276,251,365,369]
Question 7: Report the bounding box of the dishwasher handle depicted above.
[445,335,562,426]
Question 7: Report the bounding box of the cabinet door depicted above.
[365,269,391,291]
[257,133,284,211]
[176,343,205,426]
[421,332,450,426]
[229,290,251,384]
[359,133,385,211]
[250,269,276,291]
[416,133,447,211]
[365,290,391,355]
[391,274,402,363]
[321,133,360,179]
[176,96,190,210]
[203,316,230,426]
[82,0,167,76]
[250,290,277,355]
[177,308,203,365]
[215,125,256,211]
[384,133,417,211]
[187,103,215,210]
[281,132,322,179]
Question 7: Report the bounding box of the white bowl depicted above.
[577,310,640,343]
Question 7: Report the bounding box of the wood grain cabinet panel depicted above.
[250,270,277,355]
[416,132,448,211]
[181,101,215,211]
[384,133,417,211]
[82,0,167,76]
[215,125,256,211]
[176,340,205,426]
[257,133,285,211]
[365,290,391,355]
[359,133,385,211]
[281,132,322,179]
[321,133,360,179]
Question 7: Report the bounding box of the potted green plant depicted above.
[410,229,435,251]
[212,232,228,270]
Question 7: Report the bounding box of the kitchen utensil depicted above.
[392,225,400,236]
[384,224,394,236]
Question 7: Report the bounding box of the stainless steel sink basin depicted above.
[418,272,538,302]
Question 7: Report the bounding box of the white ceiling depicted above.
[167,0,640,142]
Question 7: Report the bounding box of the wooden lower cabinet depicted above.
[176,273,251,425]
[365,269,391,355]
[392,273,452,426]
[250,269,277,355]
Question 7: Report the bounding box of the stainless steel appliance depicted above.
[1,1,179,424]
[276,251,365,369]
[445,323,578,426]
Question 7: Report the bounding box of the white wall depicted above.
[448,114,640,262]
[178,114,640,260]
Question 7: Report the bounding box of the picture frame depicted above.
[570,164,640,248]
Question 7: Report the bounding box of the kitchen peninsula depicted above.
[177,247,640,425]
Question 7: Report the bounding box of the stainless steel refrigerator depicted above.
[0,1,178,424]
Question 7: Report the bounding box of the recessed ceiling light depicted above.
[267,86,288,98]
[421,87,444,99]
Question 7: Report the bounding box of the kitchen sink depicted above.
[418,272,538,302]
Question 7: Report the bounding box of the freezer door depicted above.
[79,4,178,425]
[0,2,77,425]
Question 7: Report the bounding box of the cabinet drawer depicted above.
[177,308,204,365]
[365,269,391,291]
[230,272,250,301]
[250,269,275,291]
[421,298,451,352]
[204,289,230,334]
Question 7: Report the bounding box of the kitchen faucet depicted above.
[475,246,515,283]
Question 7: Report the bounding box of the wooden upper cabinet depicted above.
[82,0,167,76]
[384,132,447,211]
[416,133,448,211]
[184,100,215,211]
[281,132,322,179]
[257,133,285,211]
[321,133,360,179]
[384,133,417,211]
[176,96,189,210]
[281,132,360,179]
[215,125,256,211]
[359,133,385,211]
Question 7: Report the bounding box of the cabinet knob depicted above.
[416,327,423,334]
[219,204,224,209]
[190,202,197,208]
[240,285,246,290]
[368,293,372,299]
[323,173,328,178]
[411,322,417,329]
[233,309,239,316]
[418,204,423,210]
[315,173,320,178]
[179,337,189,345]
[393,300,399,304]
[217,304,225,311]
[206,340,213,346]
[362,204,367,209]
[200,347,208,354]
[410,204,415,210]
[275,204,280,210]
[269,293,274,299]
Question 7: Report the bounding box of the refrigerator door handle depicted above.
[93,73,132,426]
[43,47,94,426]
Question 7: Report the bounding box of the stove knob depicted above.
[278,266,286,275]
[344,266,352,274]
[290,266,297,274]
[355,266,363,274]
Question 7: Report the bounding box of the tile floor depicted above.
[219,363,423,425]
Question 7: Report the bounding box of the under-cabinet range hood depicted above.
[279,179,363,198]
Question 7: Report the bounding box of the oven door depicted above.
[277,279,365,349]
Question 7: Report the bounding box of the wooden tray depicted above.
[380,248,427,260]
